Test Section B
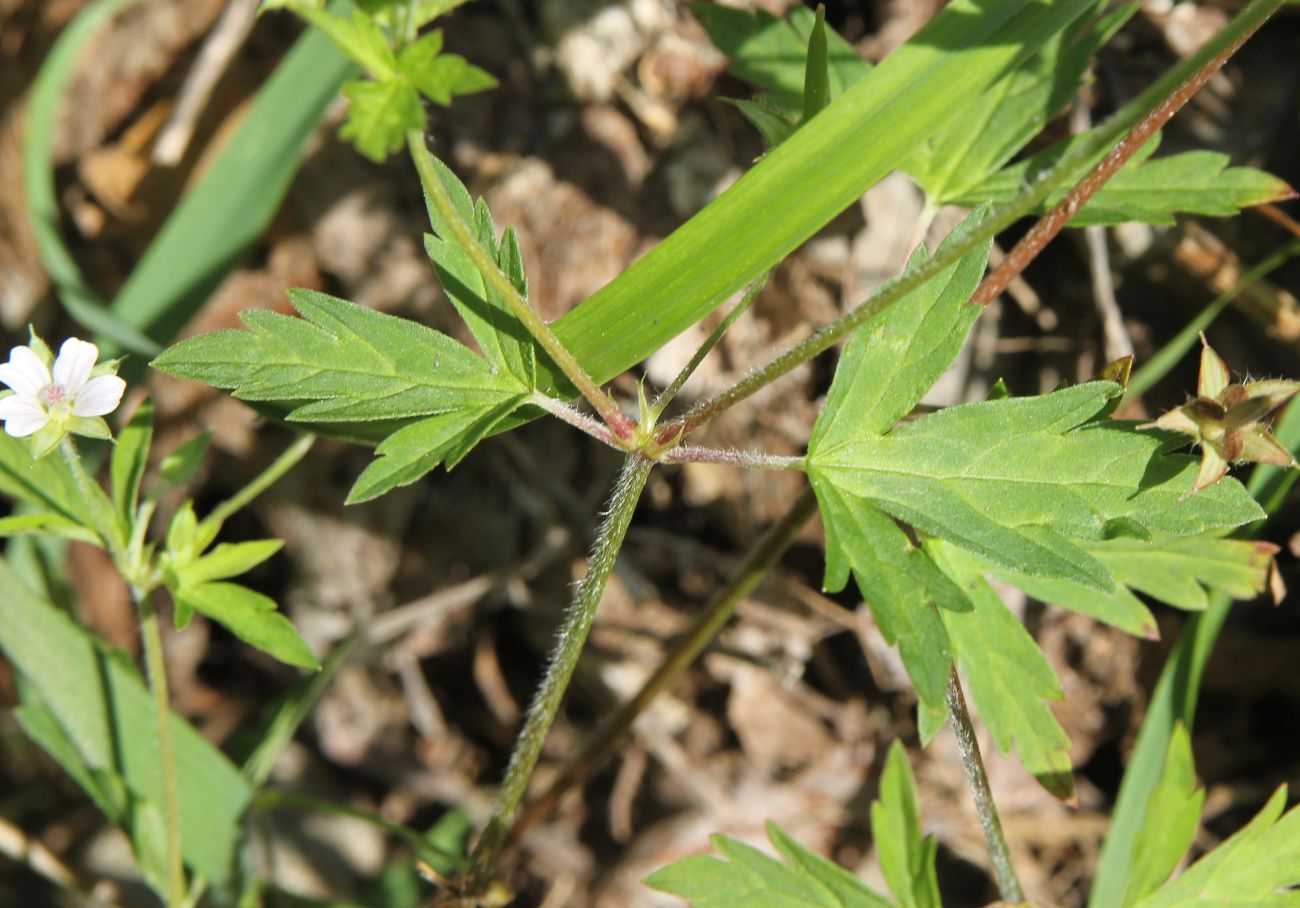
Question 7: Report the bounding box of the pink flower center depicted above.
[38,383,68,407]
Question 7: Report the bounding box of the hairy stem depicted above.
[408,130,636,440]
[657,0,1282,444]
[200,432,315,532]
[659,446,806,471]
[60,437,126,561]
[529,391,620,447]
[136,585,185,907]
[468,453,653,890]
[507,488,817,847]
[947,668,1023,904]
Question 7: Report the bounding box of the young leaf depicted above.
[110,399,153,536]
[339,76,423,163]
[0,512,99,545]
[871,742,940,908]
[801,6,831,123]
[1123,723,1204,905]
[1136,786,1300,907]
[810,382,1264,591]
[422,154,537,388]
[398,30,497,105]
[152,288,525,422]
[171,539,283,588]
[159,430,212,485]
[0,432,93,527]
[813,481,960,729]
[646,823,893,907]
[285,6,397,79]
[176,582,320,670]
[931,542,1075,800]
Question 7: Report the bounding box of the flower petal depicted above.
[0,395,49,437]
[72,374,126,417]
[0,346,51,396]
[53,338,99,394]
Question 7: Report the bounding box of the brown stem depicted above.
[969,32,1259,308]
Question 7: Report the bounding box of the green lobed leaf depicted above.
[932,542,1075,800]
[421,154,537,388]
[0,559,251,884]
[289,6,397,79]
[177,582,320,670]
[152,288,524,422]
[646,823,892,908]
[810,210,992,451]
[813,481,960,729]
[339,76,422,162]
[871,741,940,908]
[1091,535,1277,612]
[345,396,523,503]
[1136,786,1300,907]
[110,399,153,537]
[811,382,1265,590]
[1122,723,1204,905]
[957,132,1294,227]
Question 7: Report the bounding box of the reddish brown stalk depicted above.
[970,35,1257,308]
[1257,202,1300,240]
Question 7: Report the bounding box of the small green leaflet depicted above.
[421,152,538,389]
[811,381,1264,591]
[957,132,1293,226]
[110,399,153,537]
[932,542,1075,801]
[1123,723,1204,905]
[871,741,941,908]
[1135,785,1300,907]
[267,3,497,162]
[645,821,892,908]
[152,289,529,500]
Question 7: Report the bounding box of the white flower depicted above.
[0,337,126,438]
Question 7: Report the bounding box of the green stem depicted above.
[657,0,1283,444]
[659,446,806,471]
[650,271,770,420]
[135,585,186,907]
[507,488,817,847]
[199,433,315,535]
[408,130,636,440]
[468,453,652,891]
[947,668,1024,904]
[59,437,126,562]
